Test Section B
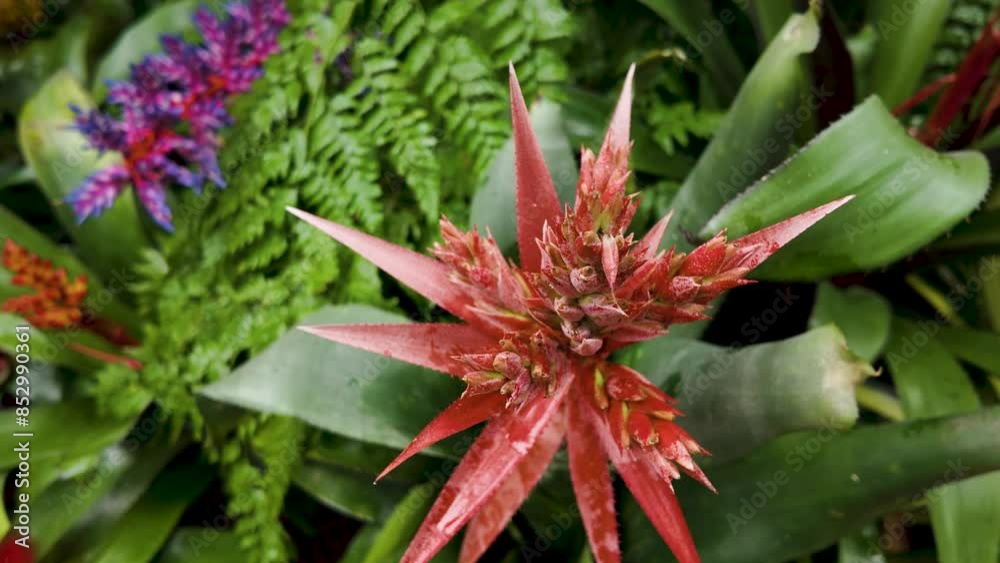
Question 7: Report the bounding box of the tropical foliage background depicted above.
[0,0,999,562]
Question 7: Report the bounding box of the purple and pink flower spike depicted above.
[289,63,854,563]
[68,0,289,231]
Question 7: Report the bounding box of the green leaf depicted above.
[470,99,577,257]
[930,209,1000,256]
[200,305,463,456]
[622,405,1000,563]
[17,71,149,277]
[0,399,135,473]
[631,325,872,462]
[86,460,212,563]
[865,0,951,107]
[340,482,458,563]
[885,318,1000,563]
[638,0,746,101]
[157,528,243,563]
[809,282,891,361]
[92,0,199,100]
[701,97,990,280]
[667,11,819,249]
[32,419,181,559]
[934,324,1000,374]
[0,313,138,370]
[293,461,409,522]
[306,432,443,486]
[749,0,797,46]
[837,523,886,563]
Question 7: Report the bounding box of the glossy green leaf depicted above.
[339,483,458,563]
[201,305,463,456]
[638,0,746,101]
[157,528,243,563]
[306,432,443,487]
[622,405,1000,563]
[32,419,181,559]
[667,10,819,249]
[86,460,212,563]
[809,282,891,361]
[837,523,885,563]
[865,0,950,107]
[749,0,796,46]
[0,399,134,472]
[18,71,149,277]
[631,325,873,463]
[701,97,990,279]
[885,318,1000,563]
[470,99,577,257]
[933,324,1000,374]
[293,461,409,522]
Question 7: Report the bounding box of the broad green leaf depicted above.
[622,405,1000,563]
[32,420,180,559]
[157,528,242,563]
[934,324,1000,374]
[471,100,577,257]
[201,305,464,456]
[86,460,212,563]
[0,313,137,370]
[701,97,990,280]
[631,325,872,462]
[293,461,409,522]
[0,399,134,472]
[837,523,886,563]
[809,282,891,361]
[667,10,819,249]
[18,71,149,277]
[92,0,198,100]
[306,432,443,486]
[865,0,950,107]
[749,0,796,46]
[639,0,746,101]
[885,318,1000,563]
[340,483,458,563]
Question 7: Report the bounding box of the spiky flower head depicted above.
[289,65,852,563]
[2,239,88,329]
[67,0,289,231]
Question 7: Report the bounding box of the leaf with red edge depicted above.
[297,323,495,377]
[401,376,572,563]
[567,394,621,563]
[579,380,701,563]
[287,208,483,327]
[597,63,635,162]
[459,408,567,563]
[728,195,854,271]
[378,392,506,482]
[509,64,563,272]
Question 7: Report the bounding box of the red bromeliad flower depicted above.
[289,66,852,563]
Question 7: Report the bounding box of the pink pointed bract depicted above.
[291,65,854,563]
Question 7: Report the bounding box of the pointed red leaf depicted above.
[598,63,636,161]
[401,376,572,563]
[297,323,494,377]
[459,408,567,563]
[567,391,621,563]
[287,208,482,325]
[731,195,855,270]
[634,210,673,260]
[509,64,562,272]
[378,392,506,481]
[613,448,701,563]
[579,374,701,563]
